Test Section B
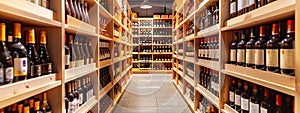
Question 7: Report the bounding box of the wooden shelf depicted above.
[195,84,220,108]
[100,35,113,41]
[153,52,173,54]
[74,96,97,113]
[113,55,132,63]
[152,61,172,63]
[65,15,97,37]
[222,64,296,96]
[138,52,152,54]
[99,59,113,69]
[196,59,220,71]
[99,82,114,100]
[184,57,196,63]
[152,44,172,46]
[184,76,195,87]
[222,104,238,113]
[153,27,172,28]
[113,38,130,45]
[185,34,195,42]
[153,35,173,37]
[0,0,61,27]
[104,104,114,113]
[113,66,132,85]
[0,74,61,108]
[196,24,220,38]
[222,0,295,31]
[65,63,97,83]
[183,94,195,112]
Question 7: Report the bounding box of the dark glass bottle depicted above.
[77,80,83,106]
[246,28,257,68]
[73,0,81,20]
[26,29,41,79]
[23,99,30,113]
[28,97,35,113]
[0,23,14,85]
[237,31,247,66]
[274,94,282,113]
[249,84,260,113]
[41,92,52,112]
[213,2,219,25]
[67,83,74,113]
[72,81,79,110]
[229,79,237,108]
[84,1,90,23]
[282,95,293,113]
[39,30,52,75]
[205,6,213,28]
[230,0,237,18]
[68,0,77,18]
[65,35,70,69]
[266,23,280,73]
[82,78,88,103]
[68,35,76,68]
[214,36,219,61]
[280,20,295,76]
[241,81,250,113]
[201,10,206,30]
[11,23,28,82]
[235,79,242,112]
[230,32,239,64]
[260,88,271,113]
[87,39,94,63]
[34,97,41,112]
[255,26,267,70]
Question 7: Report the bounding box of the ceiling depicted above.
[128,0,174,17]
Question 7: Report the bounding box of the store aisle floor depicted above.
[113,74,192,113]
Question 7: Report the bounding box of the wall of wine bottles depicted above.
[132,18,173,73]
[0,0,133,113]
[171,0,299,113]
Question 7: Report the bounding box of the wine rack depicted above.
[172,0,299,113]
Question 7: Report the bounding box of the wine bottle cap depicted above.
[252,84,257,93]
[40,30,47,44]
[287,20,295,33]
[271,23,279,35]
[259,26,266,37]
[0,23,5,41]
[14,23,22,39]
[264,88,269,97]
[28,29,35,44]
[276,94,282,106]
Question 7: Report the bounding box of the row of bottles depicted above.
[65,34,94,69]
[230,0,276,18]
[153,55,172,61]
[133,22,139,28]
[139,40,152,45]
[139,20,152,27]
[178,45,184,56]
[140,46,152,52]
[153,63,172,70]
[0,92,51,113]
[113,62,121,78]
[25,0,50,9]
[113,25,119,38]
[229,19,295,76]
[198,36,219,61]
[199,67,220,97]
[65,77,94,113]
[99,41,111,61]
[153,45,172,52]
[229,78,294,113]
[139,64,152,70]
[65,0,90,23]
[140,29,152,35]
[132,29,138,36]
[186,41,195,57]
[0,23,52,85]
[153,38,172,44]
[198,97,219,113]
[99,95,112,113]
[197,2,219,30]
[99,17,110,38]
[185,0,195,16]
[186,62,194,79]
[99,66,111,89]
[186,20,195,36]
[140,56,152,62]
[153,20,172,27]
[153,29,172,36]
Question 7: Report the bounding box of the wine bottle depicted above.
[249,84,260,113]
[28,97,35,113]
[82,77,88,103]
[65,34,70,69]
[229,79,237,108]
[67,83,74,113]
[87,39,94,63]
[237,31,247,66]
[235,79,242,112]
[72,81,79,110]
[34,97,41,112]
[68,35,76,68]
[17,101,23,113]
[246,28,257,68]
[266,23,280,73]
[241,81,250,113]
[274,94,282,113]
[41,92,52,112]
[260,88,271,113]
[0,23,14,85]
[23,99,30,113]
[77,80,83,106]
[230,32,239,64]
[11,23,28,82]
[39,30,52,75]
[68,0,77,18]
[26,29,42,79]
[255,26,267,70]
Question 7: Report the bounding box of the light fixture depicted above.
[140,0,152,9]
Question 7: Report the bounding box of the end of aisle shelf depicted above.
[0,74,61,109]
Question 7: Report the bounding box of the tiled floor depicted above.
[113,74,192,113]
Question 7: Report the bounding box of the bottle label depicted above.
[65,55,70,66]
[249,102,259,113]
[238,0,243,11]
[5,67,13,82]
[242,0,248,9]
[203,49,207,58]
[79,93,83,105]
[230,2,237,14]
[229,91,235,102]
[246,49,255,64]
[280,49,295,69]
[266,49,279,67]
[260,107,268,113]
[235,94,241,106]
[73,99,78,111]
[237,49,245,63]
[230,49,237,62]
[68,101,73,113]
[31,64,42,77]
[249,0,255,6]
[14,58,28,76]
[41,63,52,74]
[215,49,219,59]
[241,98,249,110]
[255,49,264,65]
[0,68,4,83]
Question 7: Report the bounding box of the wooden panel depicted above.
[65,63,97,82]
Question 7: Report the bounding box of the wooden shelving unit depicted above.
[132,18,173,74]
[0,0,133,113]
[171,0,300,113]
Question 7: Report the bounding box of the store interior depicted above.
[0,0,298,113]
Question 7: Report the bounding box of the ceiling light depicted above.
[140,0,152,9]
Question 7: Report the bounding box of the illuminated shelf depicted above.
[74,96,97,113]
[65,63,97,83]
[195,84,220,108]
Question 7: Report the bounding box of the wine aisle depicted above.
[113,74,192,113]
